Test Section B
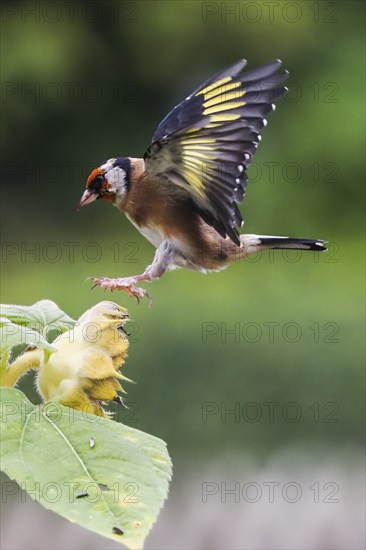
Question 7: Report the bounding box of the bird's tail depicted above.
[254,236,326,251]
[239,234,327,257]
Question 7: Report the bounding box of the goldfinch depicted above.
[79,59,326,301]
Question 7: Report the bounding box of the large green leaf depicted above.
[0,300,75,337]
[0,388,172,549]
[0,318,56,356]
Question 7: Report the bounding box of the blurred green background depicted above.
[1,1,365,548]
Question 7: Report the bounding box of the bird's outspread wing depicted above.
[144,59,288,244]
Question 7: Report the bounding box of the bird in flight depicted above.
[79,59,325,301]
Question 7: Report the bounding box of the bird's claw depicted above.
[88,277,151,304]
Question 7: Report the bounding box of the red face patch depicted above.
[86,167,103,188]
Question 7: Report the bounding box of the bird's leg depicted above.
[89,241,177,302]
[89,273,152,302]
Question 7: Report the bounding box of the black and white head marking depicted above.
[101,157,131,197]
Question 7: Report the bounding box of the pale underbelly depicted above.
[125,214,163,248]
[125,214,233,273]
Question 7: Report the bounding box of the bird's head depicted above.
[79,157,131,208]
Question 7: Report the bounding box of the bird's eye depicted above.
[90,173,105,193]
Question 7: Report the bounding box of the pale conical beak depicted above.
[79,189,98,208]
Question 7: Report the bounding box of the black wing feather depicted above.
[144,59,288,245]
[152,59,248,142]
